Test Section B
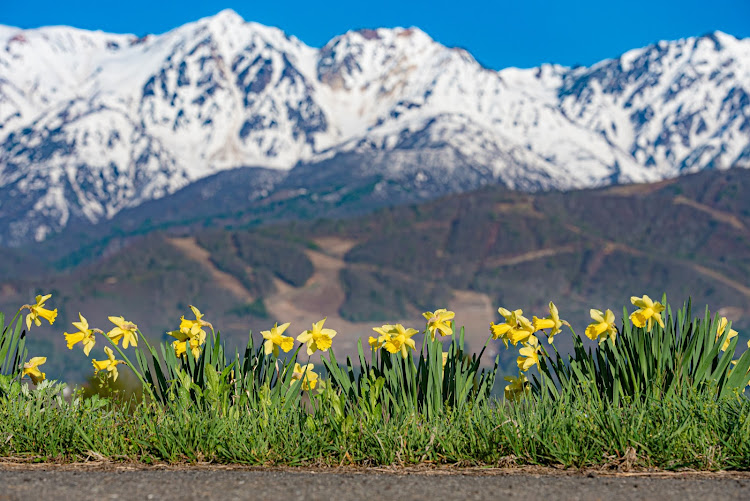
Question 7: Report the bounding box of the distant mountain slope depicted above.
[3,168,748,382]
[1,10,749,245]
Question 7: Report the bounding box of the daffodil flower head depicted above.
[172,338,186,358]
[297,318,337,356]
[494,307,535,346]
[532,302,569,344]
[716,317,738,352]
[490,321,511,347]
[22,356,47,384]
[178,305,212,343]
[168,306,212,358]
[369,324,395,350]
[585,308,618,345]
[261,322,293,357]
[190,305,213,328]
[64,312,97,356]
[368,335,385,350]
[380,324,418,359]
[510,314,536,345]
[422,309,455,340]
[171,339,192,359]
[516,335,541,372]
[22,294,58,330]
[629,295,665,332]
[291,362,319,391]
[107,316,139,348]
[169,328,203,359]
[92,346,125,381]
[490,308,516,346]
[504,373,530,401]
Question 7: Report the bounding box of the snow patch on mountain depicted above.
[0,10,748,245]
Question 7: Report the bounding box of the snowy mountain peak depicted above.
[208,8,246,25]
[0,15,748,246]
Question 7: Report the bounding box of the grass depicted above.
[2,294,750,470]
[2,379,749,469]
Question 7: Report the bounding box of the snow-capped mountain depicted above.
[1,10,748,245]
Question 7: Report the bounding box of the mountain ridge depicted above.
[1,10,749,245]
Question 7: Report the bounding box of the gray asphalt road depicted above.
[1,467,749,501]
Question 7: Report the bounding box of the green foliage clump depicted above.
[3,294,750,470]
[536,298,750,404]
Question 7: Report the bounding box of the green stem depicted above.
[104,336,158,403]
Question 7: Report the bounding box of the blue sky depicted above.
[3,1,749,69]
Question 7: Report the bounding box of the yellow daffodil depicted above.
[106,316,138,348]
[291,362,319,391]
[511,315,536,345]
[169,328,203,359]
[378,324,418,359]
[261,322,293,357]
[179,305,212,344]
[92,346,124,381]
[172,339,196,359]
[517,335,541,372]
[22,356,47,384]
[585,309,617,345]
[504,373,530,401]
[716,317,738,352]
[492,307,535,346]
[629,295,665,332]
[22,294,57,330]
[297,318,337,355]
[489,322,511,347]
[172,337,188,358]
[498,307,524,328]
[370,324,396,350]
[422,309,455,340]
[64,313,98,356]
[368,335,385,349]
[168,306,212,359]
[532,302,569,344]
[490,307,522,344]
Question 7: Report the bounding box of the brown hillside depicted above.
[2,168,749,382]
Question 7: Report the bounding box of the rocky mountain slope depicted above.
[1,10,748,245]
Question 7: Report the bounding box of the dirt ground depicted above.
[1,462,749,500]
